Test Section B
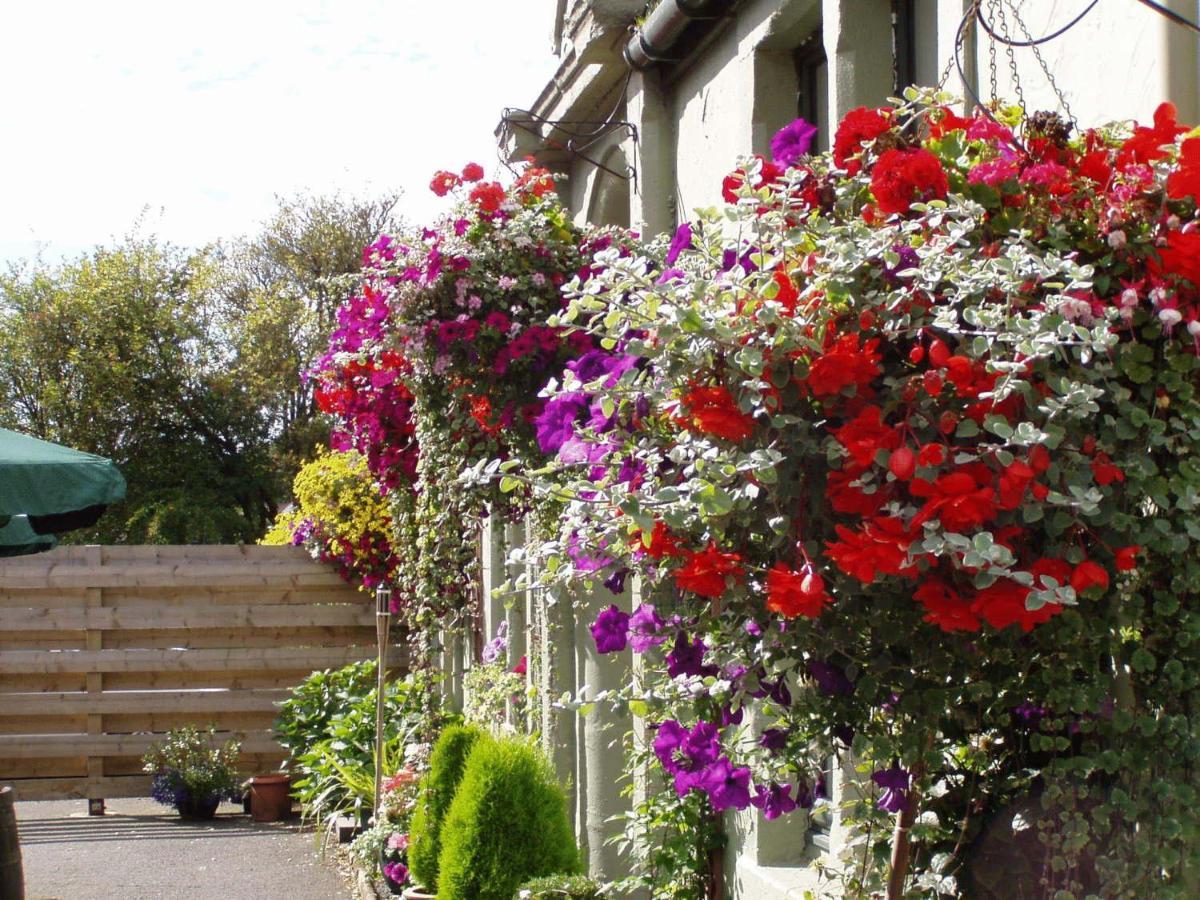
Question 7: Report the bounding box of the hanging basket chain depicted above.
[992,0,1027,117]
[986,0,1001,104]
[1006,0,1076,126]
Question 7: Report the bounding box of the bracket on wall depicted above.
[498,107,639,188]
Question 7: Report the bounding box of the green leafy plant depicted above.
[407,723,486,891]
[142,725,242,810]
[464,661,528,733]
[515,874,603,899]
[437,736,580,900]
[275,659,378,758]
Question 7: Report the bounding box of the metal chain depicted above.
[986,0,1001,102]
[1007,0,1076,125]
[991,0,1027,116]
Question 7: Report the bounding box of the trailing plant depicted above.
[142,725,242,810]
[464,622,531,733]
[524,89,1200,897]
[437,736,580,900]
[407,723,487,891]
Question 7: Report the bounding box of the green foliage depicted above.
[142,725,242,807]
[274,659,378,757]
[437,737,580,900]
[407,723,486,891]
[463,660,528,734]
[514,873,602,899]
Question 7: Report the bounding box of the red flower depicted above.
[917,443,946,468]
[1070,560,1110,595]
[911,465,998,532]
[806,333,882,397]
[635,521,685,560]
[826,470,891,516]
[914,578,981,633]
[889,446,916,481]
[673,543,745,598]
[971,578,1061,631]
[430,170,461,196]
[1091,453,1125,486]
[1167,137,1200,201]
[1114,545,1141,571]
[766,565,831,619]
[928,106,971,140]
[1028,444,1051,474]
[825,517,918,584]
[676,385,756,442]
[870,148,949,216]
[997,460,1036,510]
[832,405,900,470]
[721,156,784,201]
[1117,101,1186,166]
[1154,230,1200,287]
[1030,557,1072,590]
[833,106,892,175]
[461,162,485,182]
[469,181,507,213]
[770,268,799,314]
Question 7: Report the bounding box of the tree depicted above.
[0,235,276,543]
[211,190,403,495]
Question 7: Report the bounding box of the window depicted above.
[792,29,829,151]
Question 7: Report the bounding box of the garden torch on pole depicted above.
[373,582,392,826]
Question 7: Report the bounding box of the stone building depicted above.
[486,2,1200,895]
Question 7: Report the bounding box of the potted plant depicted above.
[142,725,243,820]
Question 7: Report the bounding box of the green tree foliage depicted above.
[0,236,274,542]
[437,737,579,900]
[212,190,402,494]
[407,723,486,891]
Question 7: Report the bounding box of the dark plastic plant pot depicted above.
[248,774,293,822]
[177,796,220,820]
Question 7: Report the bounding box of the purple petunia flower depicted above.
[759,728,788,752]
[628,603,667,653]
[666,633,716,679]
[807,660,854,696]
[653,719,724,798]
[590,604,630,654]
[603,567,630,596]
[882,245,920,283]
[567,531,612,573]
[534,392,588,453]
[383,861,409,885]
[664,222,693,266]
[872,765,912,814]
[750,781,798,820]
[699,758,753,811]
[770,118,819,167]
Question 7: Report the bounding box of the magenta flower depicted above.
[750,782,798,820]
[872,764,912,814]
[771,118,819,167]
[590,604,630,653]
[699,758,753,811]
[628,603,667,653]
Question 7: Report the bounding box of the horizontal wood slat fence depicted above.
[0,544,403,803]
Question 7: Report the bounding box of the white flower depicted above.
[1107,230,1126,250]
[1158,308,1182,327]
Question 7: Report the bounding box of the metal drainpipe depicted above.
[623,0,726,70]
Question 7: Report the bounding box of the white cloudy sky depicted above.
[0,1,558,266]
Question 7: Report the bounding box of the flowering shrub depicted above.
[532,90,1200,896]
[262,446,397,591]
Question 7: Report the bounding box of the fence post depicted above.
[0,785,23,900]
[84,546,104,815]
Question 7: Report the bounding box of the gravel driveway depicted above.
[12,798,354,900]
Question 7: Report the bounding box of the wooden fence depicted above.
[0,544,399,802]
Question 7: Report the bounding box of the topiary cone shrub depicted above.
[437,737,580,900]
[407,723,486,892]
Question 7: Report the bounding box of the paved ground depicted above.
[13,798,355,900]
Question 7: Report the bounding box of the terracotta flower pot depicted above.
[248,774,293,822]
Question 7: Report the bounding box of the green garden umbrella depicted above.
[0,427,126,537]
[0,515,57,557]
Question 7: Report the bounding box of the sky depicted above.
[0,0,559,267]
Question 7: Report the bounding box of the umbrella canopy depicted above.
[0,516,57,558]
[0,428,126,535]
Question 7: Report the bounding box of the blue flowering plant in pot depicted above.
[142,726,244,820]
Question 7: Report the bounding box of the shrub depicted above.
[437,737,579,900]
[515,874,602,899]
[407,723,486,890]
[141,725,242,809]
[274,659,377,758]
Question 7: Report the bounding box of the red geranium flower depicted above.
[1154,230,1200,288]
[469,181,507,213]
[461,162,485,182]
[826,470,891,516]
[635,521,685,560]
[970,577,1062,631]
[1091,453,1125,486]
[832,106,892,175]
[1070,560,1110,595]
[722,156,784,202]
[1166,137,1200,201]
[676,385,756,442]
[673,543,745,598]
[870,148,949,216]
[430,170,461,196]
[911,465,998,532]
[1114,545,1141,571]
[805,333,882,397]
[1117,101,1186,166]
[765,565,831,619]
[914,578,981,633]
[832,405,901,470]
[770,268,799,314]
[997,460,1036,510]
[825,517,918,584]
